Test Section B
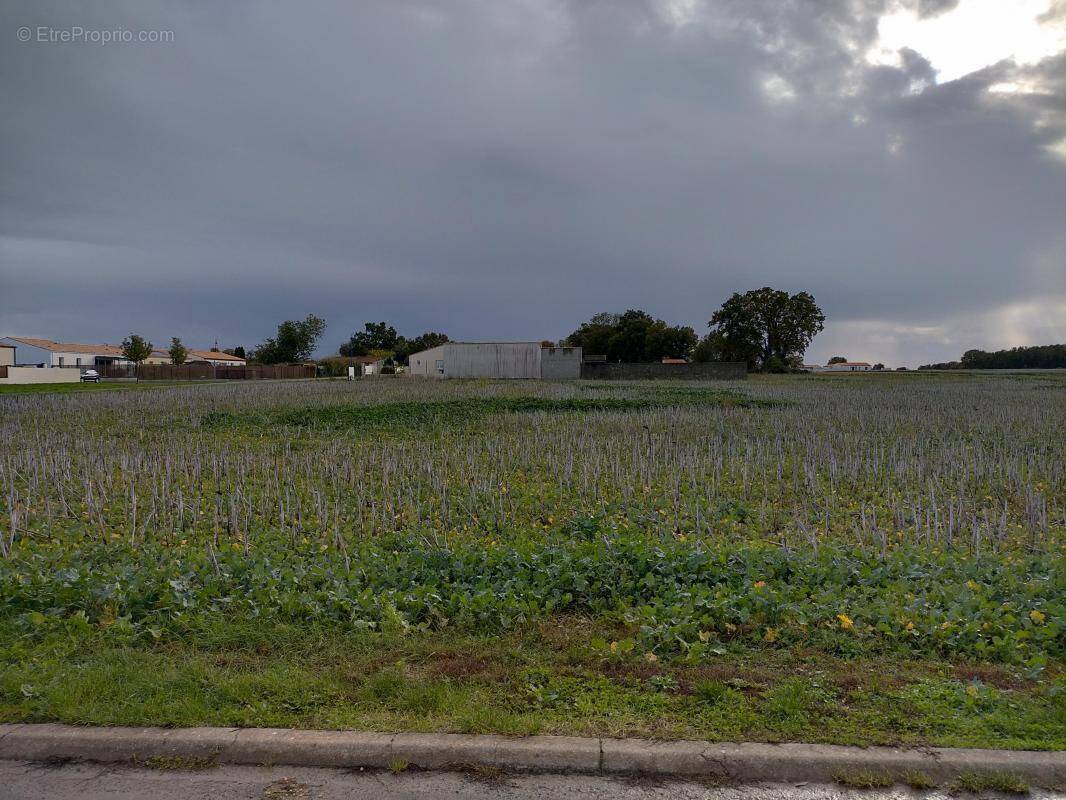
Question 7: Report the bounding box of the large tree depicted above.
[704,288,824,371]
[339,324,450,365]
[121,334,153,364]
[340,322,402,357]
[251,314,327,363]
[566,310,696,362]
[564,313,618,359]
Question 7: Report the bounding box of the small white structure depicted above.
[0,366,81,385]
[0,343,14,368]
[346,355,386,375]
[818,361,872,372]
[407,342,582,379]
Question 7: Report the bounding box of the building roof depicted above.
[0,343,14,349]
[4,338,245,362]
[5,337,125,356]
[188,349,245,362]
[830,361,871,366]
[661,357,688,364]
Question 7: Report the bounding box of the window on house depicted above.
[76,358,82,366]
[435,359,445,374]
[58,357,64,366]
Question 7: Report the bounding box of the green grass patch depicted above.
[831,768,894,789]
[950,770,1030,794]
[201,388,756,430]
[0,380,199,395]
[0,619,1060,749]
[903,770,937,790]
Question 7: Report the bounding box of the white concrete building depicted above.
[407,342,582,379]
[0,343,14,368]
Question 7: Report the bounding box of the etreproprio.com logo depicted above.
[17,25,175,44]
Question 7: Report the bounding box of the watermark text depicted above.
[17,26,174,44]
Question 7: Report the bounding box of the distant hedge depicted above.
[919,343,1065,370]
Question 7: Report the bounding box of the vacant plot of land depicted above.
[0,374,1061,748]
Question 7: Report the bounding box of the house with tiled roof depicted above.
[818,361,872,372]
[144,347,246,366]
[0,337,247,368]
[0,337,131,368]
[188,349,246,366]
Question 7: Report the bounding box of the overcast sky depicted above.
[2,0,1064,366]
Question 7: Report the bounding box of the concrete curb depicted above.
[0,724,1062,786]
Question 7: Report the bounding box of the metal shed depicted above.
[406,342,581,379]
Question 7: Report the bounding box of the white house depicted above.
[818,361,872,372]
[0,343,14,368]
[0,337,130,368]
[0,338,248,368]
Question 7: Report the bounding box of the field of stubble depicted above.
[0,373,1061,747]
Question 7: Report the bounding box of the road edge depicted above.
[0,724,1062,787]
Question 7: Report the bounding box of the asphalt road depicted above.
[2,761,1062,800]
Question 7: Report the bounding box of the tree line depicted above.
[114,303,1064,374]
[919,344,1066,371]
[117,334,246,365]
[565,288,825,372]
[240,287,827,372]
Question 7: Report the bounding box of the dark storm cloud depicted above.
[1,0,1064,365]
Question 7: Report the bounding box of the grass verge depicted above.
[0,618,1060,750]
[0,380,202,395]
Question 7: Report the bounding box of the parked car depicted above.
[80,369,100,383]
